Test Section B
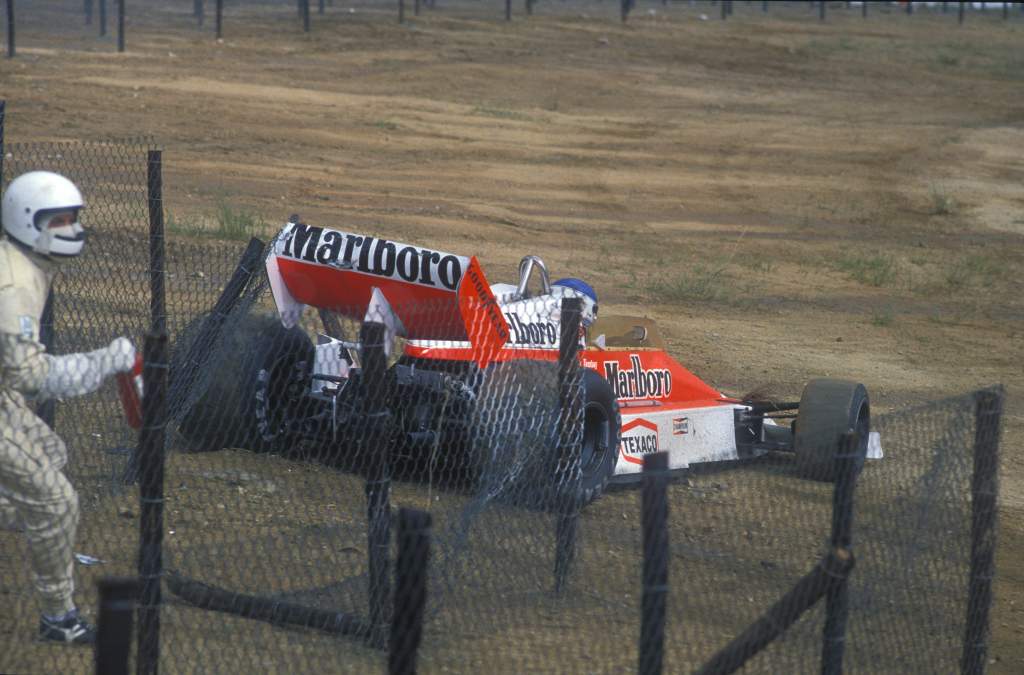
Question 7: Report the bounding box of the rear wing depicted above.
[266,221,509,363]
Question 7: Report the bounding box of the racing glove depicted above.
[39,337,137,400]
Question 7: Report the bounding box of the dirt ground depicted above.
[2,0,1023,672]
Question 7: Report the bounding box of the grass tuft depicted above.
[835,252,898,287]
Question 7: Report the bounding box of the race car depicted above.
[173,220,879,506]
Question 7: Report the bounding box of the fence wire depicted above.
[0,138,1003,674]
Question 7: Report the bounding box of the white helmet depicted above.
[2,171,86,257]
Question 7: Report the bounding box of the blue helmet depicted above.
[552,278,598,326]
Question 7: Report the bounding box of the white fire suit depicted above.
[0,238,134,616]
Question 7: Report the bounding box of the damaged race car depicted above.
[173,220,881,506]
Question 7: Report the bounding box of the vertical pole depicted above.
[722,0,728,20]
[301,0,310,31]
[820,0,826,21]
[147,151,166,335]
[961,389,1003,675]
[95,578,137,675]
[959,1,965,24]
[99,0,107,37]
[0,99,5,207]
[638,451,669,675]
[215,0,222,40]
[863,0,868,18]
[117,0,124,52]
[136,332,168,675]
[85,0,93,25]
[553,298,583,595]
[389,508,432,675]
[399,0,405,23]
[5,0,14,58]
[505,0,511,21]
[37,292,56,427]
[194,0,203,27]
[821,432,860,675]
[622,0,631,23]
[362,321,392,645]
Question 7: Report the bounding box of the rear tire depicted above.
[793,378,870,482]
[173,312,313,454]
[578,369,621,506]
[469,362,620,508]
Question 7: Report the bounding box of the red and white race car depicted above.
[177,220,880,506]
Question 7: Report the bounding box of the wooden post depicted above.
[5,0,14,58]
[95,578,138,675]
[116,0,124,52]
[137,333,168,675]
[822,432,860,675]
[553,298,583,595]
[361,321,392,645]
[389,508,432,675]
[961,389,1003,675]
[639,452,669,675]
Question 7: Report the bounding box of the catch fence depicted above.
[0,130,1005,674]
[3,1,1022,58]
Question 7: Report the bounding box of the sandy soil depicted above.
[2,1,1023,672]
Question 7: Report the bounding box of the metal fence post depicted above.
[5,0,14,58]
[301,0,310,32]
[215,0,222,39]
[137,332,168,675]
[147,150,166,335]
[389,508,432,675]
[639,451,669,675]
[95,577,138,675]
[362,321,392,646]
[822,432,860,675]
[554,298,582,595]
[961,388,1003,675]
[99,0,106,37]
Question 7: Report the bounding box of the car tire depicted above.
[469,361,620,508]
[793,378,870,482]
[173,312,313,454]
[577,368,622,506]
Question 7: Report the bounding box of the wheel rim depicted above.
[580,402,610,479]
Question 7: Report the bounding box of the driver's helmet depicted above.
[1,171,86,257]
[551,278,598,327]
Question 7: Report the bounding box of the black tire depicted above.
[578,368,622,506]
[469,362,620,508]
[469,360,561,505]
[793,378,870,482]
[173,312,314,453]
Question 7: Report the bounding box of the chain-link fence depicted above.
[0,135,1005,674]
[4,1,1021,58]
